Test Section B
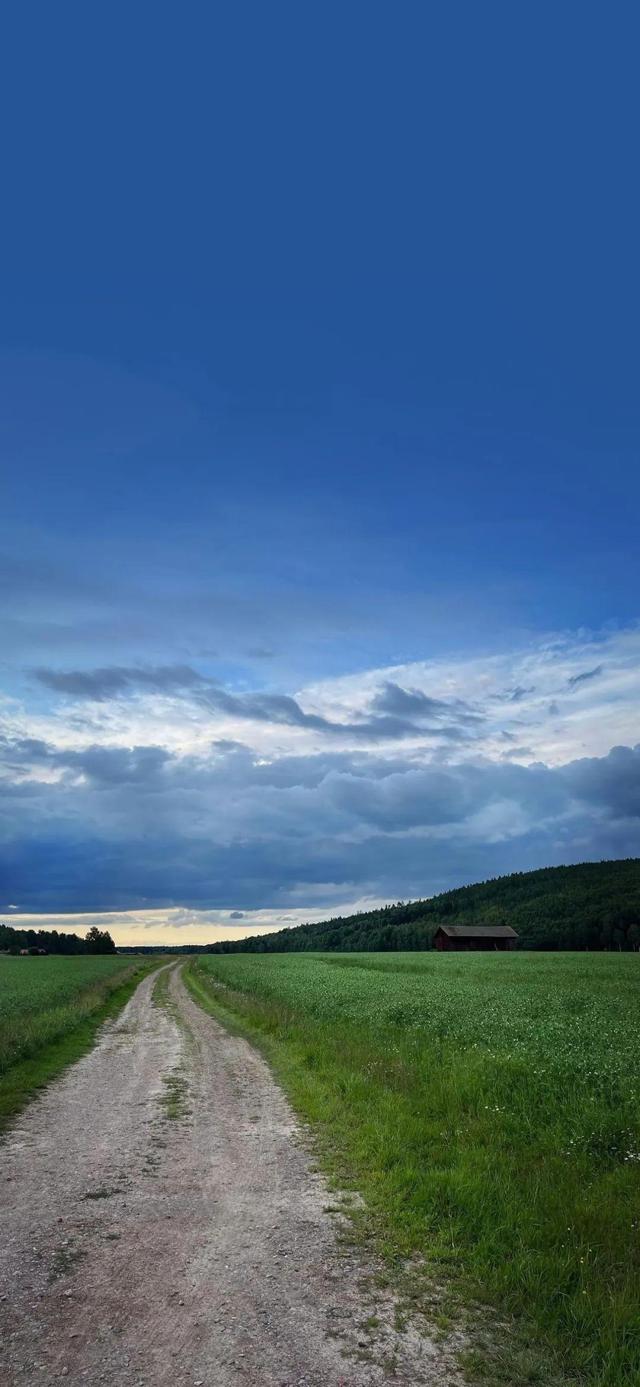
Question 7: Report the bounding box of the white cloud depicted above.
[1,623,639,928]
[4,624,638,771]
[301,624,640,765]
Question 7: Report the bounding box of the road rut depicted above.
[0,964,461,1386]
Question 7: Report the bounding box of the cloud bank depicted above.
[1,626,639,926]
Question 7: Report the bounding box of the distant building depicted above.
[434,924,519,952]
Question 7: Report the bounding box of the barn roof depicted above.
[435,924,519,939]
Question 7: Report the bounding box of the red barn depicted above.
[434,924,518,952]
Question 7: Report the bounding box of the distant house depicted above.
[434,924,519,952]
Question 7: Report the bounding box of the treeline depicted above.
[117,944,202,955]
[0,922,116,955]
[205,859,640,954]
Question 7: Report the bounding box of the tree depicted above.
[203,858,640,956]
[627,923,640,952]
[85,926,116,955]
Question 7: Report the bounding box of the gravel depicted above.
[0,964,462,1386]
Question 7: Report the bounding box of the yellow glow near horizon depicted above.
[2,913,291,949]
[2,900,385,949]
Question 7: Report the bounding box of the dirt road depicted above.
[0,965,460,1386]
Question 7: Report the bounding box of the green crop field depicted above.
[0,954,150,1124]
[188,951,640,1386]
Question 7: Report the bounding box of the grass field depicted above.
[189,951,640,1386]
[0,954,152,1126]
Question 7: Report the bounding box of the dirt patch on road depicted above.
[0,964,463,1386]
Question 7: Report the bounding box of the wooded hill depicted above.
[205,858,640,954]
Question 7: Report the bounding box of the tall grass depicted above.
[0,955,138,1075]
[190,951,640,1386]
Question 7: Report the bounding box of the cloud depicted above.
[494,685,536,703]
[69,745,171,785]
[567,665,604,689]
[371,682,456,718]
[2,625,639,920]
[30,665,483,745]
[1,725,639,914]
[0,735,171,786]
[561,743,640,817]
[32,664,206,700]
[370,681,483,728]
[303,626,640,766]
[30,665,434,742]
[198,685,430,741]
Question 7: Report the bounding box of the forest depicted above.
[205,858,640,954]
[0,922,116,955]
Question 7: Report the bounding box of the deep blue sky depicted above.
[1,5,639,938]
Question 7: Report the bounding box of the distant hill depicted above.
[205,859,640,954]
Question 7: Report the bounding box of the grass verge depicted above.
[0,958,160,1132]
[185,953,640,1387]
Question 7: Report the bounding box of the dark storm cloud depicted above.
[196,683,426,741]
[0,734,170,785]
[567,665,604,689]
[33,664,206,700]
[31,665,482,744]
[0,735,53,768]
[561,744,640,817]
[248,749,413,789]
[371,681,483,726]
[68,745,171,785]
[2,734,640,914]
[371,682,453,717]
[325,756,566,831]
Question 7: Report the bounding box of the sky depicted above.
[1,4,639,946]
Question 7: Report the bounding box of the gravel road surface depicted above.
[0,964,461,1386]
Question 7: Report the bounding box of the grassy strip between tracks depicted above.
[0,956,162,1131]
[185,952,640,1387]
